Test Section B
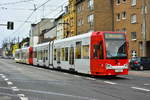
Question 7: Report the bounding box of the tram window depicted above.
[57,49,61,63]
[76,41,82,59]
[93,44,99,59]
[82,45,89,59]
[54,49,57,60]
[35,51,37,58]
[99,42,104,59]
[61,48,65,61]
[45,50,48,60]
[65,47,68,61]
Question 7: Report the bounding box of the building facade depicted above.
[55,13,65,39]
[114,0,150,58]
[76,0,114,35]
[63,0,77,38]
[30,18,54,46]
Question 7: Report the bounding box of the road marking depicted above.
[11,87,19,91]
[7,81,13,85]
[4,78,9,81]
[73,75,81,78]
[86,77,95,81]
[0,74,4,76]
[104,81,117,85]
[144,84,150,86]
[20,97,29,100]
[63,73,69,75]
[131,87,150,92]
[17,94,25,97]
[1,75,6,78]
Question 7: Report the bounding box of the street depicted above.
[0,59,150,100]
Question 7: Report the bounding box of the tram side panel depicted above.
[53,40,70,70]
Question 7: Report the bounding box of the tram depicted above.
[15,31,129,76]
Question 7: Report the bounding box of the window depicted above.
[61,48,65,61]
[82,45,89,59]
[76,42,82,59]
[93,44,99,59]
[122,28,126,32]
[117,13,121,21]
[77,4,82,13]
[122,11,126,19]
[131,14,137,23]
[93,42,104,59]
[131,0,136,6]
[116,0,120,5]
[131,32,137,40]
[54,49,57,60]
[57,49,61,63]
[123,0,126,3]
[88,0,94,10]
[99,42,104,59]
[87,14,94,25]
[45,50,48,60]
[65,47,68,61]
[78,19,84,26]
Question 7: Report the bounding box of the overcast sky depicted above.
[0,0,68,48]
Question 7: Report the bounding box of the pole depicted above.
[142,0,147,57]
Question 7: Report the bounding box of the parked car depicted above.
[130,57,150,70]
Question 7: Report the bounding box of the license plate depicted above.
[115,69,123,72]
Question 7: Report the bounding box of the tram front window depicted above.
[105,39,127,59]
[104,33,127,59]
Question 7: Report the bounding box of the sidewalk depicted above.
[129,70,150,77]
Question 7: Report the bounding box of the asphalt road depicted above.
[0,59,150,100]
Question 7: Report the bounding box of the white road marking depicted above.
[1,75,6,78]
[4,78,9,81]
[144,84,150,86]
[7,81,13,85]
[73,75,81,78]
[20,97,29,100]
[131,87,150,92]
[17,94,25,97]
[11,87,19,91]
[63,73,69,75]
[104,81,117,85]
[86,77,96,81]
[0,74,4,76]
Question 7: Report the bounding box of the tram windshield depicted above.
[105,33,127,59]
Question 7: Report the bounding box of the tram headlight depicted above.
[124,64,128,69]
[106,64,112,69]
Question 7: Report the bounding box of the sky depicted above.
[0,0,68,48]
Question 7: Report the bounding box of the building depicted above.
[30,18,55,46]
[63,0,77,38]
[55,13,65,39]
[114,0,150,58]
[44,26,57,42]
[76,0,114,35]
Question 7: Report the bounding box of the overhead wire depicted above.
[0,0,34,6]
[9,0,53,39]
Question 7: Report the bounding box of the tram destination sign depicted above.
[104,33,125,39]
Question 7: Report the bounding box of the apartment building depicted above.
[76,0,114,35]
[114,0,150,58]
[63,0,77,38]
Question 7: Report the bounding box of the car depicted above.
[130,57,150,70]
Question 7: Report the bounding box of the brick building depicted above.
[114,0,150,58]
[76,0,114,35]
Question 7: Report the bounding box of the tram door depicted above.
[69,47,75,69]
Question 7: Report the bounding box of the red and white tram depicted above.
[15,47,33,65]
[15,31,129,76]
